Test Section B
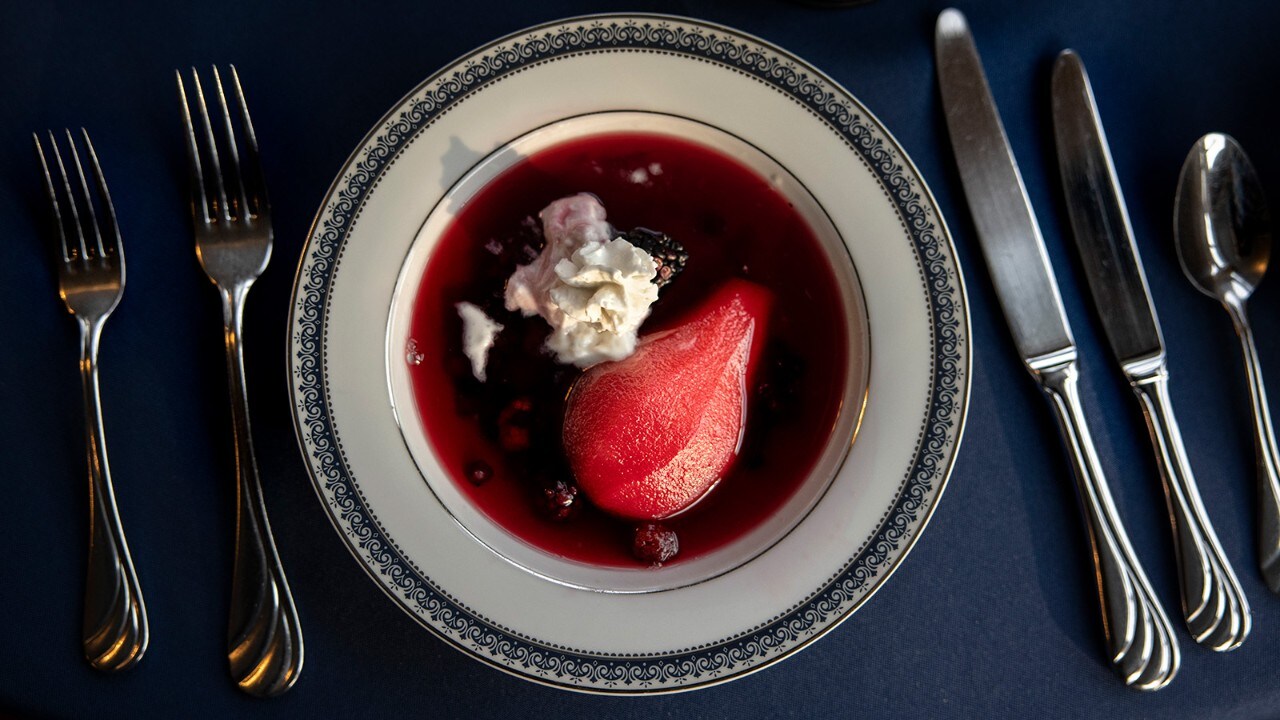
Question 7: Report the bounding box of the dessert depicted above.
[455,302,502,382]
[407,131,848,568]
[563,280,772,521]
[504,193,662,367]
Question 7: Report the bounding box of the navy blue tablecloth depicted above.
[5,0,1280,716]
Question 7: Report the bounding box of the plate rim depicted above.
[288,11,972,694]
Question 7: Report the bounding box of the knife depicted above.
[1051,50,1250,651]
[935,8,1179,689]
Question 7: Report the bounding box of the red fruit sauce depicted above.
[408,132,848,567]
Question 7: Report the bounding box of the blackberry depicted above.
[624,227,688,289]
[632,523,680,565]
[540,479,580,522]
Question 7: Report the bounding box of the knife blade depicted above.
[935,8,1180,690]
[1052,49,1252,651]
[1049,51,1164,370]
[935,10,1073,367]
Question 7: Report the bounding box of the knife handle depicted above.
[1129,362,1250,650]
[1035,356,1179,690]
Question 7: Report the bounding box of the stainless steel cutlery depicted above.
[1174,133,1280,595]
[35,129,149,672]
[177,66,303,697]
[936,8,1179,690]
[1051,51,1250,651]
[32,66,301,693]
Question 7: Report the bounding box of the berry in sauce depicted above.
[632,523,680,565]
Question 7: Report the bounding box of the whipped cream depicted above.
[455,302,503,382]
[505,194,659,367]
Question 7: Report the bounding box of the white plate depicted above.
[290,13,970,693]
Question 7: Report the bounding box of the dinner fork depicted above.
[177,66,302,697]
[35,129,149,671]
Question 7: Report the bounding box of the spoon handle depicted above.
[1227,304,1280,593]
[1036,358,1179,690]
[1129,362,1250,649]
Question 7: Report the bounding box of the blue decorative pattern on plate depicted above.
[290,13,969,692]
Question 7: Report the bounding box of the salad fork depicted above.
[177,66,303,697]
[34,129,149,671]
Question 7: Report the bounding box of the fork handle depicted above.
[79,318,149,671]
[1034,356,1179,690]
[1129,362,1250,650]
[220,285,303,697]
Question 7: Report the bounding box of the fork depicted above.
[177,66,303,697]
[35,129,149,671]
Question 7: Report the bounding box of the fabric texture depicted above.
[3,0,1279,716]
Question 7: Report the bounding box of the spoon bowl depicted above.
[1174,133,1272,310]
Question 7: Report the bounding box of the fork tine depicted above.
[66,129,106,259]
[81,129,122,259]
[211,67,251,221]
[34,133,72,263]
[228,65,267,217]
[46,130,90,262]
[190,67,230,221]
[176,70,211,226]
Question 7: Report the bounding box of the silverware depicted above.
[34,129,149,671]
[177,66,303,697]
[1051,51,1250,651]
[935,8,1179,689]
[1174,133,1280,594]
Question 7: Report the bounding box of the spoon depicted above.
[1174,132,1280,594]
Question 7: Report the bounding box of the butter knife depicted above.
[1051,50,1250,651]
[935,9,1179,689]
